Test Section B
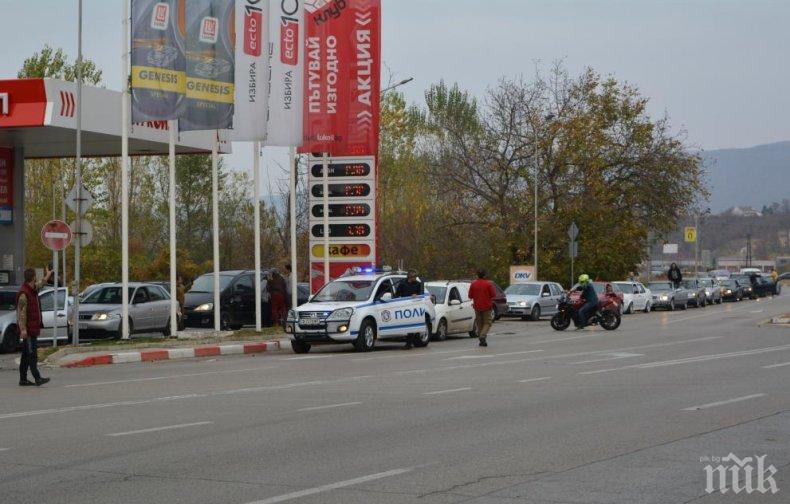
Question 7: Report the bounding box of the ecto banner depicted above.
[300,0,381,157]
[233,0,271,141]
[130,0,187,122]
[180,0,236,132]
[265,0,304,146]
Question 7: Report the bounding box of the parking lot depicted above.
[0,293,787,503]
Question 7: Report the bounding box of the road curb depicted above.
[61,341,281,368]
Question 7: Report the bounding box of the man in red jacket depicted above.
[468,269,496,347]
[17,267,53,386]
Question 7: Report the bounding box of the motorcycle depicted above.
[551,292,621,331]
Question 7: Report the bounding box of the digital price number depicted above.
[312,203,371,218]
[311,224,372,238]
[311,163,371,178]
[311,183,371,198]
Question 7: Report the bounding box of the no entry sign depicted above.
[41,220,73,251]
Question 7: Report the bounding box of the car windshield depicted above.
[190,274,234,293]
[426,286,447,302]
[592,282,611,294]
[699,279,715,287]
[724,280,737,288]
[505,284,541,296]
[648,283,672,292]
[83,286,134,304]
[613,282,633,292]
[0,291,16,311]
[312,280,375,302]
[681,280,697,288]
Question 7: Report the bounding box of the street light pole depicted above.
[533,114,554,281]
[380,77,413,94]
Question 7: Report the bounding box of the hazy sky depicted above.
[1,0,788,190]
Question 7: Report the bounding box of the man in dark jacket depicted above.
[575,274,598,329]
[668,263,683,289]
[17,267,53,386]
[396,270,423,349]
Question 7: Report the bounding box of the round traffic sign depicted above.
[41,220,73,251]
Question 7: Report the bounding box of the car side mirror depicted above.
[449,299,461,306]
[380,292,392,302]
[541,292,550,297]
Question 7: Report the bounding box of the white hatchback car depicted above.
[613,281,652,314]
[286,270,436,353]
[425,281,476,341]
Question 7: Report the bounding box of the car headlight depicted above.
[195,303,213,312]
[91,313,120,321]
[725,290,732,294]
[660,295,669,301]
[287,310,297,322]
[326,307,354,321]
[518,301,528,307]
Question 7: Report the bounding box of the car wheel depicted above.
[162,318,172,337]
[291,339,311,354]
[354,319,376,352]
[413,319,431,348]
[669,299,676,311]
[220,312,231,331]
[625,302,633,315]
[643,301,651,314]
[434,319,448,342]
[529,305,541,321]
[1,327,18,353]
[681,300,688,310]
[493,305,501,321]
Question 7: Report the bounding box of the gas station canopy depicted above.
[0,78,231,158]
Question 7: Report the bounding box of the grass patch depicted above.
[230,327,285,340]
[38,346,60,361]
[84,336,168,347]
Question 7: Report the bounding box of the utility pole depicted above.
[694,213,700,275]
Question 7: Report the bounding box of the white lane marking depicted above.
[0,394,208,420]
[285,355,334,361]
[64,367,274,388]
[682,394,767,411]
[580,344,790,375]
[351,348,472,362]
[106,421,213,437]
[763,362,790,369]
[444,350,544,361]
[297,402,362,412]
[0,448,9,452]
[517,377,551,383]
[569,352,644,365]
[750,310,765,314]
[423,387,472,396]
[244,468,412,504]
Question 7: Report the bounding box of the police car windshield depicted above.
[505,284,541,296]
[313,280,375,302]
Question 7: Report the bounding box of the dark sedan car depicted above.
[720,279,744,302]
[731,275,757,300]
[752,276,780,297]
[183,270,273,330]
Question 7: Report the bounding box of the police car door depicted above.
[371,278,395,333]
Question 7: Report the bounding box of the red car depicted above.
[491,282,508,320]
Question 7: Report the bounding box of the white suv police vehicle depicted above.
[285,269,436,354]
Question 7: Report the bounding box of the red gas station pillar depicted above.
[0,147,25,285]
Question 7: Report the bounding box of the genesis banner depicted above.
[130,0,187,122]
[300,0,381,157]
[265,0,304,146]
[180,0,236,132]
[0,148,12,224]
[233,0,270,141]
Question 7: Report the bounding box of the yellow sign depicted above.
[312,244,372,259]
[684,227,697,243]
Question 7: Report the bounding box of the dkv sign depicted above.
[510,266,535,284]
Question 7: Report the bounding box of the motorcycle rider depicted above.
[575,274,598,329]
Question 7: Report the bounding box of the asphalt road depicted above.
[1,296,789,504]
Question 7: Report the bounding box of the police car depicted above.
[285,268,436,354]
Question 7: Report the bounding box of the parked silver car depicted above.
[647,282,690,311]
[77,283,172,339]
[681,279,708,308]
[505,281,564,320]
[697,277,723,304]
[0,286,71,352]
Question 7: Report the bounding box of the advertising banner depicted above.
[180,0,236,132]
[233,0,271,140]
[300,0,381,157]
[131,0,187,122]
[264,0,304,146]
[0,148,12,224]
[510,265,535,285]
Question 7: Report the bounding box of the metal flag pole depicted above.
[212,136,221,332]
[169,120,178,336]
[120,0,130,340]
[322,152,329,284]
[289,147,298,309]
[253,141,262,332]
[72,0,84,345]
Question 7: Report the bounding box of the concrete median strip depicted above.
[60,341,281,368]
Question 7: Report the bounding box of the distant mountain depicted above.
[701,141,790,213]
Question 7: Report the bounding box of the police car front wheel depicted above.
[413,319,431,348]
[354,320,376,352]
[291,340,311,354]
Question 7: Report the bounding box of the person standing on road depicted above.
[269,269,287,326]
[575,274,598,330]
[17,267,53,387]
[468,269,496,347]
[668,263,683,289]
[395,270,423,350]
